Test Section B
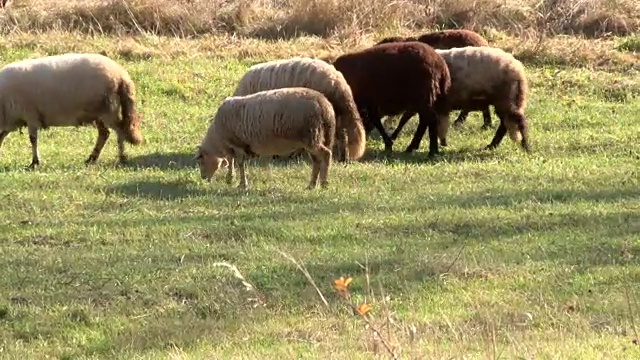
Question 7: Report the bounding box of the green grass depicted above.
[0,34,639,359]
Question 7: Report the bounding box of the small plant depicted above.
[617,35,640,53]
[332,276,399,359]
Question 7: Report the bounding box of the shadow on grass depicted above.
[122,151,196,171]
[106,179,208,200]
[4,189,638,356]
[105,177,318,201]
[358,145,506,165]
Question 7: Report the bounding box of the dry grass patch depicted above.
[1,0,638,39]
[1,30,637,73]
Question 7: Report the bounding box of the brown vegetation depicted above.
[0,0,636,73]
[0,0,637,39]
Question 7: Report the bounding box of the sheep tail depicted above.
[339,102,366,160]
[346,115,366,160]
[435,69,453,144]
[505,77,528,142]
[118,78,144,145]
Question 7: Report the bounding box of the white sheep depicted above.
[195,87,336,190]
[0,53,144,168]
[390,46,531,152]
[232,57,365,162]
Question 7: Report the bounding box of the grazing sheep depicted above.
[332,41,451,156]
[232,57,366,162]
[376,29,493,131]
[195,87,336,190]
[0,53,144,168]
[390,46,530,152]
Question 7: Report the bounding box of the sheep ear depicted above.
[194,147,206,160]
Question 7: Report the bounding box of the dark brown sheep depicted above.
[376,29,493,132]
[332,41,451,156]
[375,36,417,45]
[416,29,489,50]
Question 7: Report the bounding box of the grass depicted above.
[0,0,639,358]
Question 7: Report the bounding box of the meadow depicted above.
[0,0,639,359]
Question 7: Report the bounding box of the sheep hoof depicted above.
[481,124,493,130]
[27,162,39,170]
[485,144,497,151]
[237,183,248,190]
[453,120,465,128]
[118,155,129,165]
[85,156,97,165]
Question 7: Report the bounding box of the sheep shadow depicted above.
[122,151,196,171]
[358,145,504,165]
[106,179,208,201]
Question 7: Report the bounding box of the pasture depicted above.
[0,15,639,360]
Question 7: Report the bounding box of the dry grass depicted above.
[1,0,638,72]
[1,0,638,39]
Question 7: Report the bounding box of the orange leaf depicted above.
[356,303,372,316]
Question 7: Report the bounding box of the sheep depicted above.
[416,29,489,50]
[375,29,493,131]
[231,57,366,163]
[0,53,144,168]
[194,87,336,190]
[331,41,452,156]
[375,35,417,45]
[389,46,531,152]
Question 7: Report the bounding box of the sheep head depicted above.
[194,146,228,181]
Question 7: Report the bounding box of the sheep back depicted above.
[332,41,451,118]
[202,87,336,157]
[416,29,489,49]
[233,57,365,159]
[0,53,143,144]
[375,36,418,46]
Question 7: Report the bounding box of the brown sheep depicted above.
[332,41,452,156]
[376,29,493,132]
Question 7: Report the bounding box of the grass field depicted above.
[0,1,640,358]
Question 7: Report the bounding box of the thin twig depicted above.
[346,302,399,360]
[624,282,639,344]
[276,249,329,307]
[445,243,466,273]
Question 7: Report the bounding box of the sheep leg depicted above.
[317,145,332,189]
[225,156,235,185]
[27,126,40,169]
[116,132,129,164]
[85,121,110,165]
[307,152,321,190]
[236,153,249,190]
[0,131,8,153]
[486,120,507,150]
[335,127,348,163]
[481,107,493,129]
[453,110,469,127]
[390,112,415,141]
[512,112,531,152]
[405,109,439,156]
[366,107,394,152]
